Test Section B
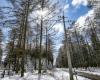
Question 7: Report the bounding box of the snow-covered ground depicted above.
[61,67,100,76]
[0,68,91,80]
[75,67,100,76]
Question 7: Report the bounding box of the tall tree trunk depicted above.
[38,0,44,74]
[38,19,43,74]
[45,27,48,70]
[21,0,30,77]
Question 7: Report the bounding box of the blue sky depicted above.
[67,5,89,20]
[0,0,8,7]
[0,0,90,24]
[0,0,90,20]
[65,0,90,20]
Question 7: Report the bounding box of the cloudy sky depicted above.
[0,0,92,37]
[52,0,94,33]
[0,0,94,60]
[53,0,93,46]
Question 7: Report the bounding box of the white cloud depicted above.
[36,8,49,17]
[64,4,69,11]
[75,9,94,32]
[53,23,64,34]
[72,0,88,7]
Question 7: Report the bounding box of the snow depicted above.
[75,67,100,76]
[0,68,91,80]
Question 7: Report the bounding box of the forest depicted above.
[0,0,100,80]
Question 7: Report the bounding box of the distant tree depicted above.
[90,27,100,66]
[0,29,3,63]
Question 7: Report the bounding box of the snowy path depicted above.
[52,68,90,80]
[0,68,91,80]
[58,68,100,80]
[76,71,100,80]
